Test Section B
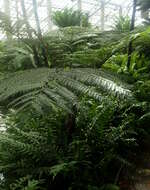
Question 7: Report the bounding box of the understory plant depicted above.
[0,96,140,190]
[0,7,150,189]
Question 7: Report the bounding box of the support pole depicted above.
[47,0,53,31]
[100,0,105,31]
[127,0,137,69]
[4,0,12,39]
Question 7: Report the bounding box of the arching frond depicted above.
[62,69,132,98]
[0,68,133,113]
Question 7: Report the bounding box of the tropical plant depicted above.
[0,95,139,190]
[0,67,133,113]
[1,1,150,189]
[0,109,67,189]
[0,42,37,71]
[0,11,12,38]
[44,27,127,68]
[113,16,131,32]
[138,0,150,24]
[10,178,40,190]
[138,0,150,11]
[52,8,90,28]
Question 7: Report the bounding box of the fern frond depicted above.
[9,126,47,144]
[0,68,133,112]
[0,135,39,155]
[61,69,133,98]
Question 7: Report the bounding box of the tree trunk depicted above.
[21,0,40,67]
[77,0,82,12]
[141,10,149,20]
[21,0,32,38]
[15,0,20,38]
[77,0,82,26]
[100,0,105,31]
[47,0,53,31]
[119,6,123,17]
[4,0,12,40]
[32,0,42,36]
[127,0,137,69]
[65,105,77,143]
[32,0,49,66]
[130,0,137,31]
[15,0,19,20]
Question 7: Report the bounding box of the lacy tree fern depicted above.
[0,67,132,113]
[52,8,90,28]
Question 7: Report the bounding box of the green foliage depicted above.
[45,28,123,68]
[10,177,40,190]
[53,8,90,28]
[50,161,77,179]
[132,28,150,58]
[0,67,132,113]
[0,42,37,71]
[68,47,112,68]
[103,52,150,80]
[102,27,150,81]
[0,11,35,39]
[113,16,131,33]
[0,27,127,70]
[137,0,150,11]
[0,95,142,190]
[102,54,128,72]
[134,80,150,101]
[137,0,150,25]
[1,12,150,190]
[100,184,120,190]
[0,110,68,189]
[0,11,12,37]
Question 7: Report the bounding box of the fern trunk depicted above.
[20,0,40,67]
[127,0,137,69]
[47,0,53,31]
[4,0,12,40]
[100,0,105,31]
[32,0,49,67]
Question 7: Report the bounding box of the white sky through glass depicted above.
[0,0,142,38]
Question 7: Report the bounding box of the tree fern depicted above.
[52,8,90,28]
[0,68,133,113]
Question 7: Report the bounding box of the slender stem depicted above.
[114,165,123,185]
[32,0,49,67]
[127,0,137,69]
[47,0,53,31]
[21,0,40,66]
[4,0,12,40]
[101,0,105,31]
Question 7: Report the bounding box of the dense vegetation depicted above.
[52,8,90,28]
[0,0,150,190]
